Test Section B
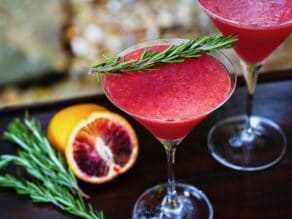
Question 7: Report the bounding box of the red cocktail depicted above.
[197,0,291,171]
[101,39,238,218]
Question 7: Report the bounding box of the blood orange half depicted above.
[66,111,138,184]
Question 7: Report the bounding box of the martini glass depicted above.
[97,39,238,218]
[197,0,292,171]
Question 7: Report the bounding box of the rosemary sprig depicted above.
[0,117,104,219]
[90,34,237,75]
[0,175,104,219]
[2,118,84,196]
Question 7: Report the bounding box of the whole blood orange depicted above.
[66,111,138,183]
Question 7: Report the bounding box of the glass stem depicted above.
[246,93,254,132]
[162,140,182,212]
[243,63,262,132]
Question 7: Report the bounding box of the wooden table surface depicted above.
[0,79,291,219]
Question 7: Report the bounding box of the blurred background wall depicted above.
[0,0,291,107]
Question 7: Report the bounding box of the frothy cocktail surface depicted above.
[104,46,231,122]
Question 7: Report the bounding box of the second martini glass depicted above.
[99,39,238,218]
[197,0,292,171]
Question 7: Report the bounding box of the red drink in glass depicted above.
[104,46,232,140]
[199,0,292,63]
[99,39,238,218]
[197,0,291,171]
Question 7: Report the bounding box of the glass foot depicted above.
[132,183,213,219]
[208,115,287,171]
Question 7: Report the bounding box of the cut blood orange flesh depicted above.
[66,111,138,184]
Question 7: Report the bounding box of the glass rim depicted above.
[102,38,238,123]
[196,0,292,29]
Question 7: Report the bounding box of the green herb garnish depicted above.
[0,117,104,219]
[90,34,237,75]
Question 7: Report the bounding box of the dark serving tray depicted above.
[0,80,291,219]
